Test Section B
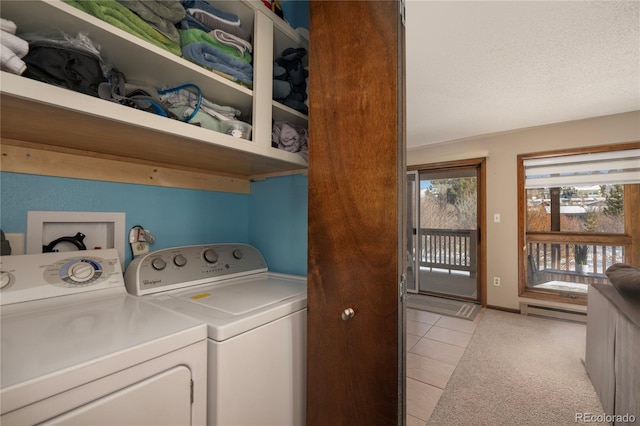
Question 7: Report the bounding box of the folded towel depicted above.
[121,0,185,23]
[180,13,250,42]
[210,29,252,57]
[181,42,253,87]
[63,0,181,56]
[179,28,251,63]
[115,0,185,45]
[0,18,17,35]
[0,30,28,58]
[1,43,27,74]
[272,121,308,161]
[182,0,240,26]
[187,7,239,28]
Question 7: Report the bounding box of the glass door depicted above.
[416,166,480,302]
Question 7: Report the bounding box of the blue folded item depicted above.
[182,42,253,86]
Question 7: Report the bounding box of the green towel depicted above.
[115,0,185,45]
[179,28,251,64]
[64,0,181,56]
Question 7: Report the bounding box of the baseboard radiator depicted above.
[519,301,587,323]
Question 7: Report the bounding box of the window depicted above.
[518,143,640,305]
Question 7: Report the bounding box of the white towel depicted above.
[0,18,17,35]
[0,30,28,58]
[1,43,26,75]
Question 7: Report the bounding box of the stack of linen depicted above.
[61,0,253,87]
[0,18,29,75]
[63,0,185,56]
[179,0,253,87]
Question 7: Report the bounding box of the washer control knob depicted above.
[203,249,219,264]
[0,271,12,289]
[173,254,187,267]
[151,257,167,271]
[68,262,95,282]
[233,249,243,260]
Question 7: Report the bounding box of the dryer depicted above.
[125,244,307,426]
[0,249,207,425]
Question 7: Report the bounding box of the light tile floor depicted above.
[405,307,485,425]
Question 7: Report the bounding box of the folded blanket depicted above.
[63,0,181,56]
[1,30,28,58]
[181,0,240,26]
[0,18,17,35]
[116,0,185,45]
[180,13,250,42]
[1,43,26,74]
[179,29,251,63]
[211,29,252,57]
[181,42,252,87]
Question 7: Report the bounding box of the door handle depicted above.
[341,308,355,321]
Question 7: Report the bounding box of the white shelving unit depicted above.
[0,0,309,191]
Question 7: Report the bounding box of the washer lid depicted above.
[178,278,304,315]
[152,273,307,341]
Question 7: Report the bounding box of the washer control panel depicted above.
[0,249,123,306]
[125,244,268,296]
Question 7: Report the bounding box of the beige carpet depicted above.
[427,309,606,425]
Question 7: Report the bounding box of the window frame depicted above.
[517,142,640,305]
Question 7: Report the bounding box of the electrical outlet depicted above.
[493,276,501,286]
[494,214,501,223]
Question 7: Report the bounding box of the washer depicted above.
[0,249,207,425]
[124,244,307,426]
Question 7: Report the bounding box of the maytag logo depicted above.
[143,279,162,286]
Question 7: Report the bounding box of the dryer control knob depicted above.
[203,249,219,264]
[173,254,187,267]
[151,257,167,271]
[233,249,243,259]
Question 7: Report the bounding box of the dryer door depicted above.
[4,366,193,426]
[46,366,192,425]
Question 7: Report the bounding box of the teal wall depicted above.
[249,174,307,276]
[0,172,307,274]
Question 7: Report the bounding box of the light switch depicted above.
[494,214,501,223]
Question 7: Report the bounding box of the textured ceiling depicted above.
[405,0,640,148]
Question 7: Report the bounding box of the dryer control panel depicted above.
[124,244,268,296]
[0,249,124,306]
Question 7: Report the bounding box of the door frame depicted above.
[406,170,420,295]
[408,157,487,307]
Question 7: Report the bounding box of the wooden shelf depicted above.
[0,0,309,192]
[1,73,307,178]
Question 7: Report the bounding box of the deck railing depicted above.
[417,228,477,275]
[527,241,625,286]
